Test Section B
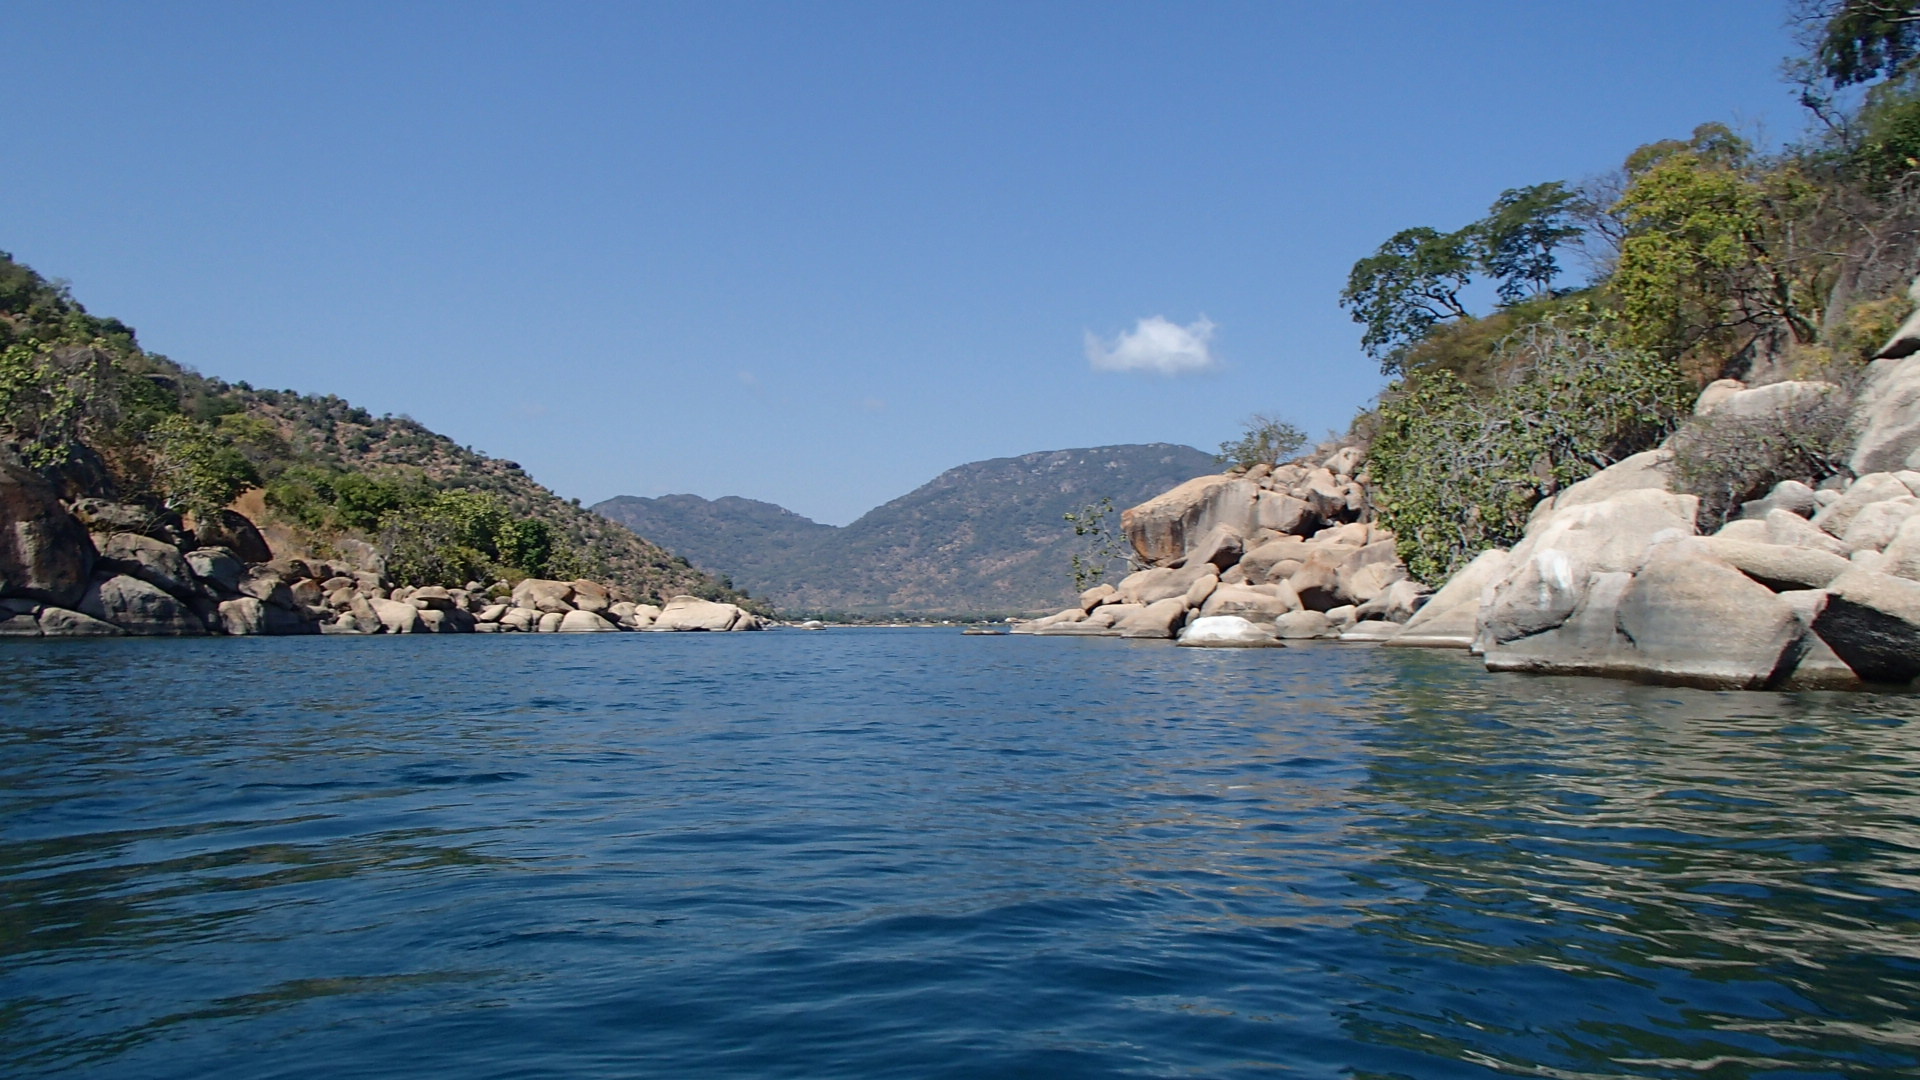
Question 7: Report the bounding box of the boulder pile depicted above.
[1013,445,1431,646]
[0,462,762,638]
[1389,368,1920,689]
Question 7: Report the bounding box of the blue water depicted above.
[3,629,1919,1079]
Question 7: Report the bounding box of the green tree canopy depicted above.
[1479,182,1582,304]
[1340,226,1476,371]
[1341,185,1586,373]
[1610,125,1824,376]
[1801,0,1920,88]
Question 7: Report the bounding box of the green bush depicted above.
[265,464,435,533]
[1851,74,1920,192]
[149,414,260,517]
[1370,315,1692,582]
[0,342,114,468]
[378,489,575,586]
[496,517,556,575]
[1216,415,1307,470]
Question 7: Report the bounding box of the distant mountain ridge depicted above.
[588,493,836,599]
[593,443,1219,615]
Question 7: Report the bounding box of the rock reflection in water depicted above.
[1348,649,1920,1076]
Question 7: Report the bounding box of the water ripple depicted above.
[2,632,1917,1077]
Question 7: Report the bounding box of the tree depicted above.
[1478,182,1582,304]
[1342,187,1586,372]
[149,414,260,517]
[1340,226,1476,371]
[0,343,111,469]
[1064,497,1133,592]
[1797,1,1920,89]
[1610,125,1825,376]
[378,488,573,585]
[496,517,556,576]
[1216,413,1307,470]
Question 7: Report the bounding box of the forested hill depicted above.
[0,252,748,606]
[593,443,1219,616]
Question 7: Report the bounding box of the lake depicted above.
[3,629,1918,1078]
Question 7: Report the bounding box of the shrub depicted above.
[1216,414,1307,470]
[1370,315,1692,582]
[148,414,260,517]
[1668,383,1856,530]
[0,343,114,468]
[495,517,556,575]
[379,489,573,586]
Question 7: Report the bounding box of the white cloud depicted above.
[1084,315,1218,375]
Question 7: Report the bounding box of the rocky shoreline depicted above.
[1013,443,1425,646]
[0,464,763,638]
[1015,284,1920,692]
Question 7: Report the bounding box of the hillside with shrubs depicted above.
[0,253,752,607]
[1349,0,1920,585]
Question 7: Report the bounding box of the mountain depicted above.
[592,443,1219,616]
[589,493,837,593]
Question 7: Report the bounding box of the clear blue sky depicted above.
[8,2,1808,524]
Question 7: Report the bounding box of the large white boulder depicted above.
[217,596,267,635]
[36,606,123,636]
[1272,609,1340,639]
[370,597,423,634]
[1485,544,1804,689]
[185,547,245,592]
[1849,353,1920,474]
[1608,545,1803,688]
[1813,473,1920,538]
[1180,524,1246,572]
[1175,615,1284,648]
[1530,449,1674,520]
[653,595,749,631]
[97,532,198,601]
[1842,496,1920,551]
[558,609,618,632]
[1479,488,1698,650]
[1699,537,1850,591]
[1238,537,1312,583]
[0,455,96,608]
[511,578,576,614]
[1483,571,1635,676]
[1765,508,1852,557]
[569,579,613,615]
[1198,583,1297,623]
[1113,564,1214,606]
[1700,379,1840,421]
[1253,491,1314,535]
[1384,548,1511,649]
